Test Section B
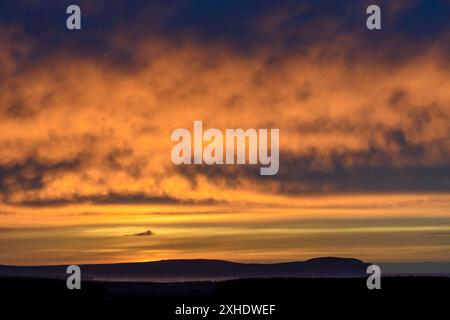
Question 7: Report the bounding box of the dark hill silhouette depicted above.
[0,257,369,282]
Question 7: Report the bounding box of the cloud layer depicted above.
[1,0,449,206]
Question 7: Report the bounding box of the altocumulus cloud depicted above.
[0,0,449,206]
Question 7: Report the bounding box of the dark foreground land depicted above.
[1,276,449,318]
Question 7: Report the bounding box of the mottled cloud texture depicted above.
[0,0,449,265]
[0,0,448,207]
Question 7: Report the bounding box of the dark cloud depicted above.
[175,137,450,195]
[5,192,226,207]
[1,0,449,68]
[125,230,154,237]
[0,157,82,199]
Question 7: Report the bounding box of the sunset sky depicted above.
[0,0,449,266]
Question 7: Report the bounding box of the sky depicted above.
[0,0,449,266]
